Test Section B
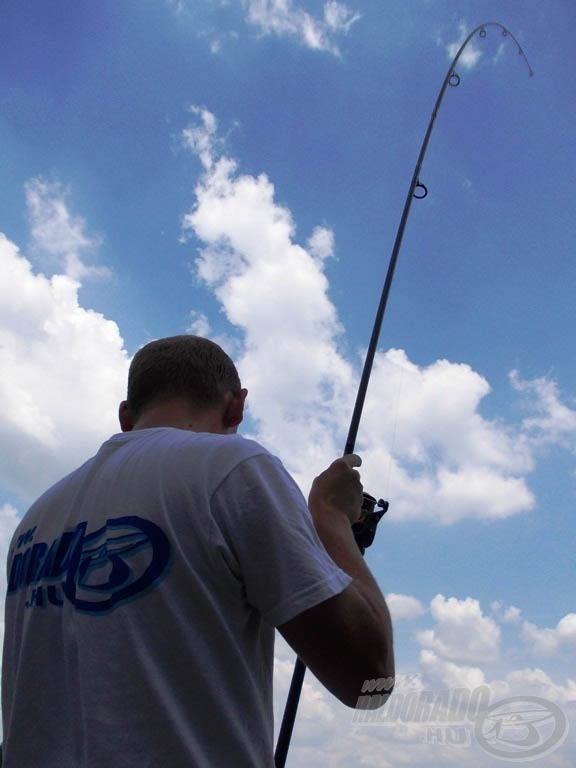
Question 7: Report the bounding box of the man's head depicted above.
[119,335,247,434]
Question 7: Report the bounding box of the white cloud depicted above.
[366,352,530,472]
[358,349,535,523]
[186,309,212,337]
[417,595,501,664]
[511,371,576,450]
[505,667,576,706]
[386,593,425,621]
[503,605,522,624]
[244,0,360,55]
[182,108,351,487]
[444,21,483,70]
[0,228,129,502]
[521,614,576,657]
[25,178,109,281]
[419,649,487,691]
[307,226,335,263]
[446,40,482,70]
[182,106,221,171]
[490,602,522,625]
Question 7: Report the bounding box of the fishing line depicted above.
[274,23,533,768]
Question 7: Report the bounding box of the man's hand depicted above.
[308,454,364,526]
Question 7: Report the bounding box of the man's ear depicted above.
[118,401,134,432]
[223,388,248,432]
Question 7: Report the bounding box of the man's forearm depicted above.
[313,504,391,617]
[311,501,395,683]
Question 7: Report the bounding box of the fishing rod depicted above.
[274,22,533,768]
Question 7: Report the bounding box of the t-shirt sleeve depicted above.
[210,452,352,627]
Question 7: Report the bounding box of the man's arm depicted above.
[278,456,394,708]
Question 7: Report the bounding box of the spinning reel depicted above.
[352,493,389,555]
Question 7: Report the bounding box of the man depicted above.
[2,335,393,767]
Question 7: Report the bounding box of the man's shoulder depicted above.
[168,429,268,458]
[119,428,273,469]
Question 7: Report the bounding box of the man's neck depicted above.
[131,400,228,434]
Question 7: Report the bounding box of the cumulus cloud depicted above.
[419,648,488,691]
[505,667,576,706]
[182,107,351,486]
[521,614,576,657]
[417,601,576,709]
[386,593,425,621]
[357,349,535,523]
[0,188,129,503]
[418,595,501,664]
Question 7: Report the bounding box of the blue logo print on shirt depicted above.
[8,516,172,614]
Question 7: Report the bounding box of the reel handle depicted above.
[352,493,388,554]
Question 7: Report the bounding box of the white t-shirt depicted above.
[2,428,351,767]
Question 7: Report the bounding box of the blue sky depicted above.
[1,1,575,764]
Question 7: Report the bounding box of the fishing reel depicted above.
[352,492,389,555]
